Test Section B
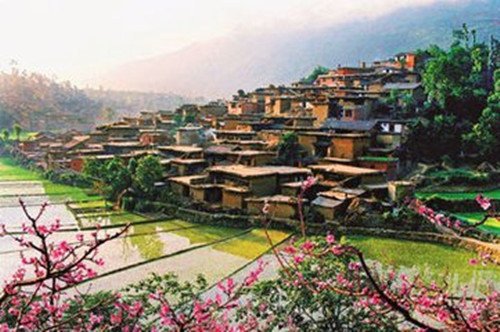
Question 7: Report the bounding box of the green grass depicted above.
[42,182,99,201]
[415,189,500,200]
[452,213,500,235]
[214,229,290,259]
[345,236,500,286]
[0,158,99,201]
[0,158,43,182]
[69,200,108,209]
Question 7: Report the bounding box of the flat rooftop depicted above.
[208,165,311,178]
[309,163,384,176]
[159,145,203,153]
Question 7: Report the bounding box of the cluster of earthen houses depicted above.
[16,53,419,221]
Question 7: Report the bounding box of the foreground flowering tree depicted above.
[0,187,499,330]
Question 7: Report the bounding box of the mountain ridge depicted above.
[97,0,500,98]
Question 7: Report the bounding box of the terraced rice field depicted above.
[452,213,500,235]
[346,236,500,289]
[415,188,500,200]
[0,157,497,293]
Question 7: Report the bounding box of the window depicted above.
[344,110,353,118]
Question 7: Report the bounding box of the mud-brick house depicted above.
[311,196,346,220]
[169,175,208,198]
[157,119,176,131]
[158,145,203,159]
[382,82,425,106]
[67,145,105,172]
[169,158,207,176]
[376,119,408,150]
[157,110,174,121]
[102,124,140,140]
[257,130,282,148]
[265,95,293,115]
[357,156,399,180]
[176,126,203,146]
[234,140,267,151]
[227,99,261,115]
[329,133,372,160]
[138,111,156,127]
[19,133,56,153]
[332,96,377,120]
[309,163,386,187]
[214,130,257,143]
[311,100,336,126]
[139,130,172,146]
[246,195,307,219]
[203,145,239,166]
[103,141,144,155]
[297,132,334,158]
[199,101,228,117]
[197,165,311,210]
[88,130,109,144]
[226,150,276,166]
[45,135,90,169]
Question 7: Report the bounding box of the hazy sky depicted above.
[0,0,460,85]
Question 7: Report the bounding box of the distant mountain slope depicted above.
[98,0,500,98]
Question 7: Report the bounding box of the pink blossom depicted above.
[301,176,317,191]
[326,234,335,244]
[468,258,479,265]
[293,254,305,264]
[475,194,491,211]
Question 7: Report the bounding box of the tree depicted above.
[184,114,196,124]
[12,123,21,141]
[384,90,417,119]
[463,69,500,161]
[300,66,329,84]
[403,115,463,161]
[1,129,10,142]
[421,25,489,123]
[277,132,306,166]
[132,155,163,200]
[104,158,132,202]
[83,158,131,204]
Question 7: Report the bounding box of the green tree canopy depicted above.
[12,123,21,141]
[463,69,500,161]
[132,155,163,199]
[300,66,329,84]
[277,132,306,166]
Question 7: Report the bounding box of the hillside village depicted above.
[12,52,430,221]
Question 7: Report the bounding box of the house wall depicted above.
[249,175,277,197]
[311,103,330,126]
[171,182,190,197]
[360,173,387,185]
[376,134,402,148]
[298,135,317,157]
[281,186,300,197]
[222,191,247,209]
[176,130,201,145]
[330,137,370,159]
[223,119,240,130]
[358,161,398,179]
[190,187,205,201]
[313,205,335,220]
[70,158,84,172]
